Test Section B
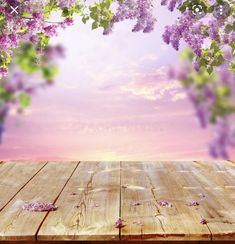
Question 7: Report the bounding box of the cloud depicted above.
[120,66,186,101]
[140,53,159,62]
[171,92,187,101]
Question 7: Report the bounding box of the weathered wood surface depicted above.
[38,162,120,241]
[120,162,212,240]
[0,161,234,242]
[0,161,78,241]
[0,161,47,211]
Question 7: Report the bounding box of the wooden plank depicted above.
[120,162,210,241]
[145,162,211,240]
[194,161,235,188]
[37,162,120,241]
[190,161,235,241]
[0,161,47,211]
[0,161,234,241]
[0,161,78,241]
[120,161,165,240]
[167,161,235,241]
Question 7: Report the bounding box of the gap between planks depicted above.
[0,161,48,212]
[35,161,80,240]
[0,161,79,241]
[37,162,121,241]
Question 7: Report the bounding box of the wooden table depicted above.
[0,161,234,243]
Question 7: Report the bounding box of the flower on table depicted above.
[115,218,126,228]
[158,200,173,207]
[22,201,57,212]
[199,192,206,198]
[188,200,199,206]
[132,202,141,206]
[200,218,207,224]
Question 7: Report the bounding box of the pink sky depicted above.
[1,7,234,160]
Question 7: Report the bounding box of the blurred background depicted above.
[1,7,234,161]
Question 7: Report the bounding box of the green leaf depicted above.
[92,21,98,29]
[82,15,89,24]
[207,66,213,74]
[42,66,59,81]
[19,93,31,107]
[15,43,39,73]
[225,24,233,33]
[229,61,235,72]
[38,33,50,47]
[216,85,231,97]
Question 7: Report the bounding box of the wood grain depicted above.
[166,161,235,241]
[0,161,234,241]
[0,161,78,241]
[37,162,120,241]
[120,161,166,240]
[121,162,210,241]
[0,161,47,211]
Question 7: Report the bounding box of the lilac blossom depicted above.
[168,49,235,159]
[22,201,58,212]
[114,218,125,228]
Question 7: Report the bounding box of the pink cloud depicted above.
[119,66,186,101]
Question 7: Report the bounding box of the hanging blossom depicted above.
[0,44,65,142]
[168,48,235,159]
[0,0,75,78]
[209,118,235,158]
[162,12,204,56]
[162,1,235,70]
[161,0,183,12]
[104,0,156,34]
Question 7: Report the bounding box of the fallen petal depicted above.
[22,201,57,212]
[200,218,207,224]
[188,200,199,206]
[115,218,125,228]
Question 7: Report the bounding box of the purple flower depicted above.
[114,218,125,228]
[188,200,199,206]
[200,218,207,224]
[0,68,8,78]
[158,200,173,207]
[22,201,58,212]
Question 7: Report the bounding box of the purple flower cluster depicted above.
[105,0,156,34]
[161,0,182,12]
[209,118,235,158]
[0,0,75,78]
[169,48,235,159]
[0,44,64,142]
[163,12,204,56]
[22,201,58,212]
[162,3,235,58]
